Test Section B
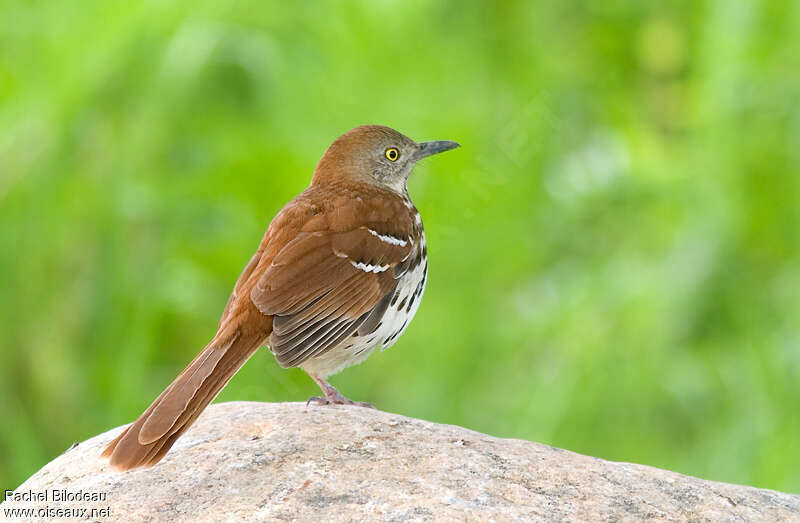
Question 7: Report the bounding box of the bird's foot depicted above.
[305,372,375,408]
[306,394,375,408]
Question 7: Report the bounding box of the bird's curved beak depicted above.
[415,140,460,161]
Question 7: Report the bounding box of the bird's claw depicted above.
[306,395,375,409]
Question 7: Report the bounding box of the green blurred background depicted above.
[2,1,799,493]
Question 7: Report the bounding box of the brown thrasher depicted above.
[102,125,459,470]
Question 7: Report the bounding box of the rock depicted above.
[2,402,799,521]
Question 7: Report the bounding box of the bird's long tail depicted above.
[101,325,264,470]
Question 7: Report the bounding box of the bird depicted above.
[101,124,459,470]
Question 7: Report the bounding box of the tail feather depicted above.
[139,333,238,444]
[102,328,263,470]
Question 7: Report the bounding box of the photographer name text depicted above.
[4,489,107,502]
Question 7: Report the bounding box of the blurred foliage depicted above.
[1,0,799,493]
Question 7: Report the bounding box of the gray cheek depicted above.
[371,162,393,181]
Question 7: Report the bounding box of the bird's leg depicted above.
[306,372,375,408]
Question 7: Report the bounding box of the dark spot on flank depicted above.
[406,295,415,313]
[390,293,399,306]
[397,297,408,310]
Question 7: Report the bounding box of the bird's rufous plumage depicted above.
[102,125,458,470]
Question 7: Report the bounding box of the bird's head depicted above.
[312,125,459,193]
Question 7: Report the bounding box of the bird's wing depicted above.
[251,220,416,368]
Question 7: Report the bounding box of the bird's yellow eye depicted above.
[385,147,400,162]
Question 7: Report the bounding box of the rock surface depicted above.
[3,402,799,521]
